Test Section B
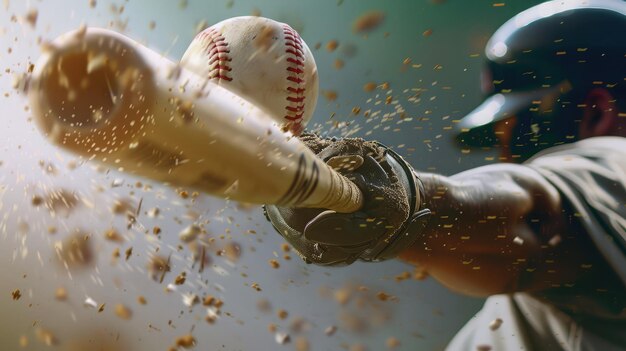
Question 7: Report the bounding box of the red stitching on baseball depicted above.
[284,115,303,121]
[200,27,233,82]
[286,106,304,112]
[287,95,305,101]
[287,67,304,74]
[285,42,303,51]
[283,24,307,131]
[286,57,304,67]
[287,76,304,84]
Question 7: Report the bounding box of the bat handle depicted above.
[310,167,364,213]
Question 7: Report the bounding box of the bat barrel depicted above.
[28,28,154,155]
[28,28,363,213]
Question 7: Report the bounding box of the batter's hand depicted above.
[264,134,430,266]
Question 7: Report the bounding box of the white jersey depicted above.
[448,137,626,351]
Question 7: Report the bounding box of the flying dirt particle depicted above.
[115,304,132,320]
[326,40,339,52]
[489,318,503,331]
[179,224,201,243]
[57,231,94,269]
[254,24,277,52]
[24,8,38,28]
[386,337,400,349]
[55,287,68,301]
[275,332,290,345]
[277,309,288,320]
[35,328,58,346]
[268,259,280,269]
[11,289,21,300]
[322,90,338,101]
[353,11,385,34]
[174,334,196,348]
[104,228,124,242]
[363,82,377,92]
[174,272,186,285]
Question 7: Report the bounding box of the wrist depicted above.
[396,172,451,264]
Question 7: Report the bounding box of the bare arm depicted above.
[399,164,597,297]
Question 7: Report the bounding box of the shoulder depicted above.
[526,137,626,170]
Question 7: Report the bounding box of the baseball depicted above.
[181,16,319,135]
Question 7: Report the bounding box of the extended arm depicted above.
[399,164,593,297]
[265,136,602,298]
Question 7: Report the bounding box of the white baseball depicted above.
[181,16,319,135]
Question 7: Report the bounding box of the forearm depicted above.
[400,164,582,296]
[418,166,546,254]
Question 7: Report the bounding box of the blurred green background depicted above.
[0,0,547,350]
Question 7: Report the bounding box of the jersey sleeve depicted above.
[526,137,626,287]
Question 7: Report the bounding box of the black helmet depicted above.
[456,0,626,158]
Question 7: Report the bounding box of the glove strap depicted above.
[365,144,431,261]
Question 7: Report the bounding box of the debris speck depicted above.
[182,293,199,307]
[104,228,124,242]
[353,11,385,33]
[35,328,58,346]
[364,82,377,92]
[174,272,187,285]
[376,291,393,301]
[489,318,503,331]
[115,304,133,320]
[55,287,67,301]
[324,325,337,336]
[179,224,201,243]
[125,247,133,261]
[84,297,98,308]
[277,309,288,320]
[386,337,400,349]
[147,207,160,218]
[326,40,339,52]
[269,259,280,269]
[548,235,562,247]
[19,335,28,347]
[323,90,338,101]
[275,331,290,345]
[11,289,21,300]
[175,334,196,348]
[195,19,208,35]
[24,8,38,28]
[334,59,344,69]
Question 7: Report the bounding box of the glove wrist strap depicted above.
[366,144,431,261]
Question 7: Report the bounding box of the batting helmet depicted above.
[456,0,626,159]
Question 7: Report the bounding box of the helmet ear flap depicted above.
[579,88,618,139]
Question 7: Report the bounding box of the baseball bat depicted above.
[28,28,363,213]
